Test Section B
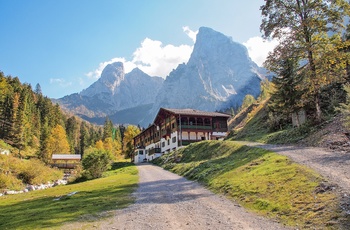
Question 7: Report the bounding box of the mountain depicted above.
[56,62,164,118]
[149,27,267,116]
[56,27,269,127]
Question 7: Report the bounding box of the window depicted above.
[162,142,165,147]
[172,123,175,129]
[139,150,144,155]
[167,139,170,145]
[172,136,177,143]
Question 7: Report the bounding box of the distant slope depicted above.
[80,103,154,126]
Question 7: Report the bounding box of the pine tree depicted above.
[102,117,113,141]
[268,58,305,128]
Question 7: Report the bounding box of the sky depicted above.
[0,0,278,99]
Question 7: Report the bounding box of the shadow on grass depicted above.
[109,161,134,171]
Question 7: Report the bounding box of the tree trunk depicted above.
[315,93,322,123]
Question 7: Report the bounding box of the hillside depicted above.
[227,98,350,153]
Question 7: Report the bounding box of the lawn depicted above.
[0,162,138,229]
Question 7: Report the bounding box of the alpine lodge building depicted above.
[132,108,231,163]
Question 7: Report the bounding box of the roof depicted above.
[161,108,231,118]
[52,154,81,160]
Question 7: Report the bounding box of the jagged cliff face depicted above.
[56,27,268,127]
[56,62,164,118]
[150,27,266,115]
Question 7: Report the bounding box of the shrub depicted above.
[17,159,63,185]
[82,149,112,179]
[0,173,23,191]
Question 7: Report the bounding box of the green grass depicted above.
[154,141,340,229]
[0,162,138,229]
[227,101,314,144]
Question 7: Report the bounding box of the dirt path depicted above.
[96,163,288,230]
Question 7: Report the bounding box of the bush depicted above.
[0,173,23,191]
[17,159,63,185]
[0,155,63,189]
[82,149,112,179]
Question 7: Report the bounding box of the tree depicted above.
[103,117,113,141]
[82,150,112,179]
[241,95,256,110]
[269,57,305,128]
[95,140,104,150]
[44,124,70,163]
[122,125,141,157]
[34,83,42,95]
[261,0,350,122]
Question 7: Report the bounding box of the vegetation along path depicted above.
[236,141,350,216]
[97,163,288,230]
[235,141,350,191]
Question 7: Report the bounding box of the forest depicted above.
[0,72,140,190]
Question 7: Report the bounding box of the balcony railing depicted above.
[180,125,212,130]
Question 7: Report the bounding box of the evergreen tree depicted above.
[34,83,42,95]
[102,117,113,141]
[269,58,305,128]
[79,121,88,158]
[66,116,80,154]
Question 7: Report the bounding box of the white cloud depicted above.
[131,38,193,77]
[49,78,72,87]
[243,37,279,67]
[182,26,198,42]
[86,32,194,79]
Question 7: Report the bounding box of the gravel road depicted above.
[97,163,289,230]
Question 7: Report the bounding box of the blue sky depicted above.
[0,0,277,99]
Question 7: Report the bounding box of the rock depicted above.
[27,185,35,191]
[5,190,16,195]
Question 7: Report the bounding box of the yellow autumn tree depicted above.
[95,140,104,150]
[44,124,70,163]
[123,125,141,157]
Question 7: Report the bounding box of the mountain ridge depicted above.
[55,26,269,127]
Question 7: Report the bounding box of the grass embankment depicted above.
[154,141,340,229]
[0,162,138,229]
[227,100,314,144]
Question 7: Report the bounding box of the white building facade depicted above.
[133,108,230,163]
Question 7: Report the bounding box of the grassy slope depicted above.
[0,162,138,229]
[227,99,314,144]
[154,141,340,229]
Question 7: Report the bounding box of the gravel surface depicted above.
[97,163,289,230]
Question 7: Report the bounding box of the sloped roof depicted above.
[162,108,231,117]
[52,154,81,160]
